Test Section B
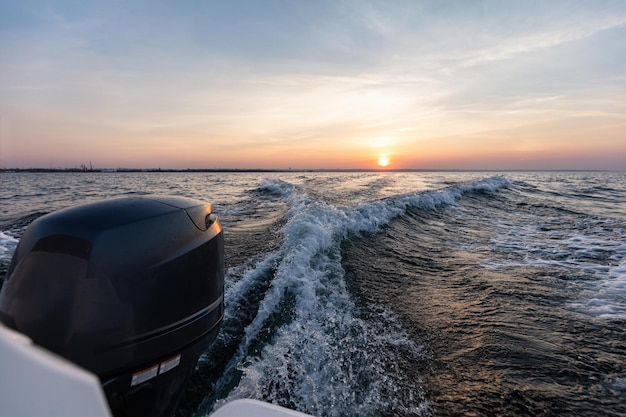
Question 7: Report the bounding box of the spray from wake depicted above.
[194,176,509,417]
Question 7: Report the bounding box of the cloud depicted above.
[1,0,626,169]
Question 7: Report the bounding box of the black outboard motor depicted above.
[0,196,224,417]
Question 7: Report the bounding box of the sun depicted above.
[377,155,390,167]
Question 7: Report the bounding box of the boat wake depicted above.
[189,176,509,417]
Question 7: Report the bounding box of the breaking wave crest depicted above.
[195,176,509,416]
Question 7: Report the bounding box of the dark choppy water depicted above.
[1,171,624,416]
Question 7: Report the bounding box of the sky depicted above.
[1,0,625,170]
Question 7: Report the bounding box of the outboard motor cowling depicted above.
[0,196,224,417]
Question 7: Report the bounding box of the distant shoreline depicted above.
[0,168,619,173]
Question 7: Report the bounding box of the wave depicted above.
[0,232,18,260]
[0,232,19,282]
[194,176,510,416]
[479,202,626,321]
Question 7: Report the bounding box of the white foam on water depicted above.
[203,176,509,416]
[573,257,626,319]
[480,209,626,320]
[0,231,19,265]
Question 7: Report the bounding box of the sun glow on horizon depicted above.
[377,154,390,167]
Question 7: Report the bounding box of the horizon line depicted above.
[1,167,622,173]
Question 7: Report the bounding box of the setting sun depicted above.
[377,155,390,167]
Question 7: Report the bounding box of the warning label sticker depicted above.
[131,365,159,387]
[159,354,181,375]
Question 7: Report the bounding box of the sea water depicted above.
[0,171,624,416]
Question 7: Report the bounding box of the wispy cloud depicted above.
[1,0,625,169]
